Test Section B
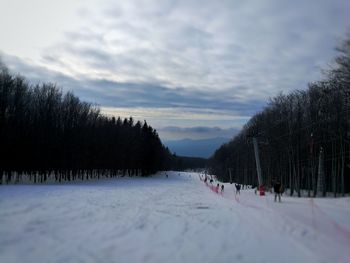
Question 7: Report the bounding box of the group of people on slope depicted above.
[215,183,225,194]
[202,174,247,196]
[252,179,284,202]
[202,174,284,202]
[203,175,225,194]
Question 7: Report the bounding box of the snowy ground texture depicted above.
[0,172,349,263]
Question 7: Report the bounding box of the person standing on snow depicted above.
[273,180,282,202]
[215,183,220,193]
[235,183,241,195]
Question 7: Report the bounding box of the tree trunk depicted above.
[340,141,345,196]
[317,148,325,197]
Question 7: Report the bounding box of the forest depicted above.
[0,63,207,183]
[209,37,350,197]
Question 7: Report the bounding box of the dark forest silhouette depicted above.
[210,36,350,197]
[0,65,206,183]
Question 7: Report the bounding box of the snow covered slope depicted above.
[0,172,349,263]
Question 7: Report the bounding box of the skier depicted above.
[280,184,285,196]
[221,184,224,194]
[215,183,220,193]
[273,179,282,202]
[252,184,257,195]
[235,183,241,195]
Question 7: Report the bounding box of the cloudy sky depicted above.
[1,0,349,140]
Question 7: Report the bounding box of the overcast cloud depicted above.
[1,0,349,140]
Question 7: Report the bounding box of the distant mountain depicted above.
[164,137,230,158]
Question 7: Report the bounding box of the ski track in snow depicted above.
[0,172,349,263]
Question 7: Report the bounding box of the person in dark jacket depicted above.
[273,180,282,202]
[235,183,241,195]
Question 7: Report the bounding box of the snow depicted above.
[0,171,349,263]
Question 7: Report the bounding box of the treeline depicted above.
[210,36,350,197]
[0,65,173,183]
